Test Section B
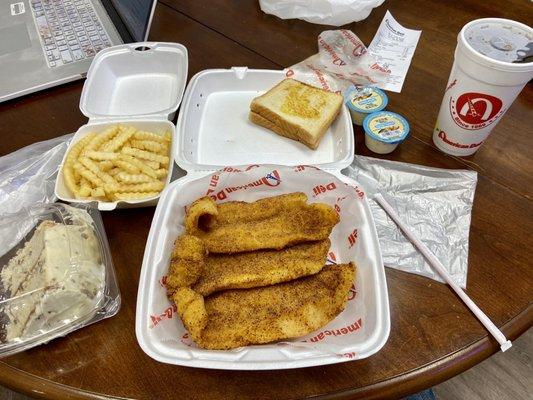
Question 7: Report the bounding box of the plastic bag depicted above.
[0,133,73,214]
[259,0,385,26]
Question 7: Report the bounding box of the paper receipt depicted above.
[368,11,422,93]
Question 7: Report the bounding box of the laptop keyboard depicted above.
[30,0,112,68]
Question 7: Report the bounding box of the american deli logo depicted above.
[304,318,362,343]
[450,92,504,130]
[207,170,281,201]
[340,29,366,57]
[319,38,346,66]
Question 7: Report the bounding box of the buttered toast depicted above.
[249,79,343,150]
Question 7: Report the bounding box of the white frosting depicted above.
[1,209,105,342]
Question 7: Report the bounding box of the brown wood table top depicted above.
[0,1,531,399]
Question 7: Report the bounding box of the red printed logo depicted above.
[437,130,484,149]
[450,92,504,130]
[285,69,294,77]
[347,283,357,301]
[208,170,281,201]
[312,182,336,196]
[150,304,178,328]
[304,318,363,343]
[327,251,337,265]
[348,229,358,248]
[339,352,357,359]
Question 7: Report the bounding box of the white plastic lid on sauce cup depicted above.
[344,86,388,125]
[363,111,410,154]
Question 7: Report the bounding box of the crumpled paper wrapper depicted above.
[286,29,389,92]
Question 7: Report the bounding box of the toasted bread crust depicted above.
[250,79,343,150]
[249,111,305,146]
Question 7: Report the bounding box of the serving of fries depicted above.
[62,125,171,202]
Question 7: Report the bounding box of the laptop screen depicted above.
[110,0,157,42]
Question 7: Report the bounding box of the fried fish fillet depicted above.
[167,234,330,296]
[174,262,355,350]
[184,193,339,254]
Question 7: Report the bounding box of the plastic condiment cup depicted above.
[344,86,388,125]
[363,111,409,154]
[433,18,533,156]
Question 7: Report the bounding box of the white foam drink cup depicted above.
[433,18,533,156]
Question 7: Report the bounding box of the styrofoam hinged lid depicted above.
[174,68,355,174]
[80,42,188,121]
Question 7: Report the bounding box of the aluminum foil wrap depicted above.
[344,156,478,288]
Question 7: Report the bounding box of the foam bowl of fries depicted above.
[55,120,174,210]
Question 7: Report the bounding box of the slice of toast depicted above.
[250,79,343,150]
[249,111,302,144]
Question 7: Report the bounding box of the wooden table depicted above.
[0,1,531,399]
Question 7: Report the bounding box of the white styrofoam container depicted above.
[136,166,390,370]
[135,68,390,369]
[175,68,354,172]
[55,42,188,211]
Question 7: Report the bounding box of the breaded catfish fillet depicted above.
[167,235,330,296]
[184,193,339,254]
[173,263,355,350]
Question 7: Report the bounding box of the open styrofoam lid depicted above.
[80,42,188,120]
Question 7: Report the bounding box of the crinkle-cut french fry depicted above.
[133,130,169,143]
[118,154,157,178]
[112,191,159,201]
[108,181,164,193]
[91,187,106,197]
[107,167,121,176]
[63,165,78,196]
[101,126,135,152]
[112,159,140,174]
[83,126,119,154]
[144,160,160,170]
[99,160,114,171]
[130,140,168,154]
[87,151,118,161]
[163,130,171,142]
[77,177,92,197]
[155,168,168,179]
[121,147,169,164]
[66,132,97,165]
[73,162,104,188]
[116,172,154,184]
[79,157,119,189]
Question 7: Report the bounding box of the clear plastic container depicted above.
[0,203,120,357]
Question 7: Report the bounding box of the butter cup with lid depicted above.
[363,111,410,154]
[344,86,388,125]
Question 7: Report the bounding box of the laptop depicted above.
[0,0,157,102]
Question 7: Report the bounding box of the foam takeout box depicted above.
[55,42,188,210]
[135,66,391,369]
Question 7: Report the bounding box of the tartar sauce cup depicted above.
[344,86,388,125]
[363,111,410,154]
